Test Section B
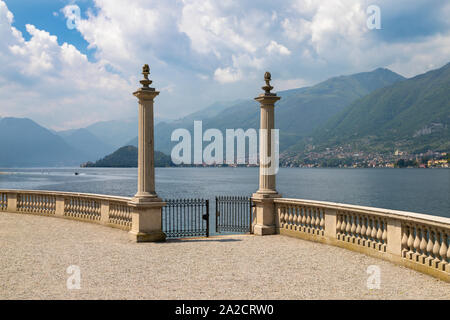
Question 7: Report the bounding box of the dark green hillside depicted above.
[82,146,174,167]
[311,62,450,154]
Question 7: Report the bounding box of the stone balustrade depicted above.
[1,189,448,281]
[0,189,132,231]
[274,198,449,282]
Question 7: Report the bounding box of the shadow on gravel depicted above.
[166,238,243,243]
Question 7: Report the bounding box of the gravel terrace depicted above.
[1,212,449,300]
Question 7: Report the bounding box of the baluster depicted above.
[345,214,351,242]
[412,224,421,261]
[40,196,45,214]
[366,217,372,247]
[446,236,450,273]
[278,206,283,228]
[406,224,414,259]
[310,208,316,233]
[376,218,383,251]
[25,195,29,212]
[425,230,435,266]
[76,198,81,218]
[381,219,387,251]
[340,214,347,240]
[301,207,306,232]
[401,224,409,257]
[355,215,362,244]
[350,214,357,243]
[360,216,367,246]
[295,206,300,231]
[370,218,377,249]
[319,209,325,236]
[419,227,428,264]
[432,229,441,268]
[306,208,311,233]
[438,232,448,272]
[286,206,292,229]
[336,213,342,239]
[314,209,320,234]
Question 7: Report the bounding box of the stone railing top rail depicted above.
[0,189,132,202]
[274,198,450,229]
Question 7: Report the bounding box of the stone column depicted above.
[128,64,166,242]
[252,72,281,236]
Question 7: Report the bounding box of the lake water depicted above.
[0,167,449,218]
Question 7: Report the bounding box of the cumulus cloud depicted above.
[0,1,133,130]
[266,40,291,55]
[0,0,449,129]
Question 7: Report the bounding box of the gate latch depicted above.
[202,214,209,220]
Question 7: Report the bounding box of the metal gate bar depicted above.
[215,196,253,234]
[162,198,209,239]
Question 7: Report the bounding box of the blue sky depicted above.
[0,0,449,130]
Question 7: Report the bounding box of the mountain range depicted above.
[0,62,448,167]
[284,62,450,162]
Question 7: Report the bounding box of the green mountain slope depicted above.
[82,146,173,167]
[310,62,450,154]
[152,68,405,155]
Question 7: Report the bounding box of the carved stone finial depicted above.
[262,71,274,95]
[140,64,152,89]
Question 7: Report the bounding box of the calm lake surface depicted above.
[0,167,449,218]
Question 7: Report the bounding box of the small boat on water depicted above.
[74,172,79,176]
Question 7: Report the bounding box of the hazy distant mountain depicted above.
[307,62,450,154]
[0,117,84,167]
[58,128,115,161]
[127,100,246,148]
[83,118,139,149]
[82,145,173,167]
[84,116,167,149]
[149,68,405,155]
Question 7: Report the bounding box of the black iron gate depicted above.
[215,196,254,234]
[161,196,253,239]
[162,198,209,239]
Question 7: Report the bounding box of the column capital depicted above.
[133,88,160,101]
[254,94,281,105]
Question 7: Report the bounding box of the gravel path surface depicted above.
[1,212,449,300]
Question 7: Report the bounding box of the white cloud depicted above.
[0,0,449,129]
[266,40,291,56]
[214,67,241,83]
[0,1,134,130]
[272,78,311,91]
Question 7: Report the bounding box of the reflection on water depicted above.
[0,167,448,218]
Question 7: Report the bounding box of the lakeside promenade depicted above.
[1,211,449,300]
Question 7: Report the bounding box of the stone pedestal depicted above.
[252,193,279,235]
[251,72,281,236]
[128,201,166,242]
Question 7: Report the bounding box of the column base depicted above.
[129,230,166,242]
[253,224,276,236]
[130,195,162,205]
